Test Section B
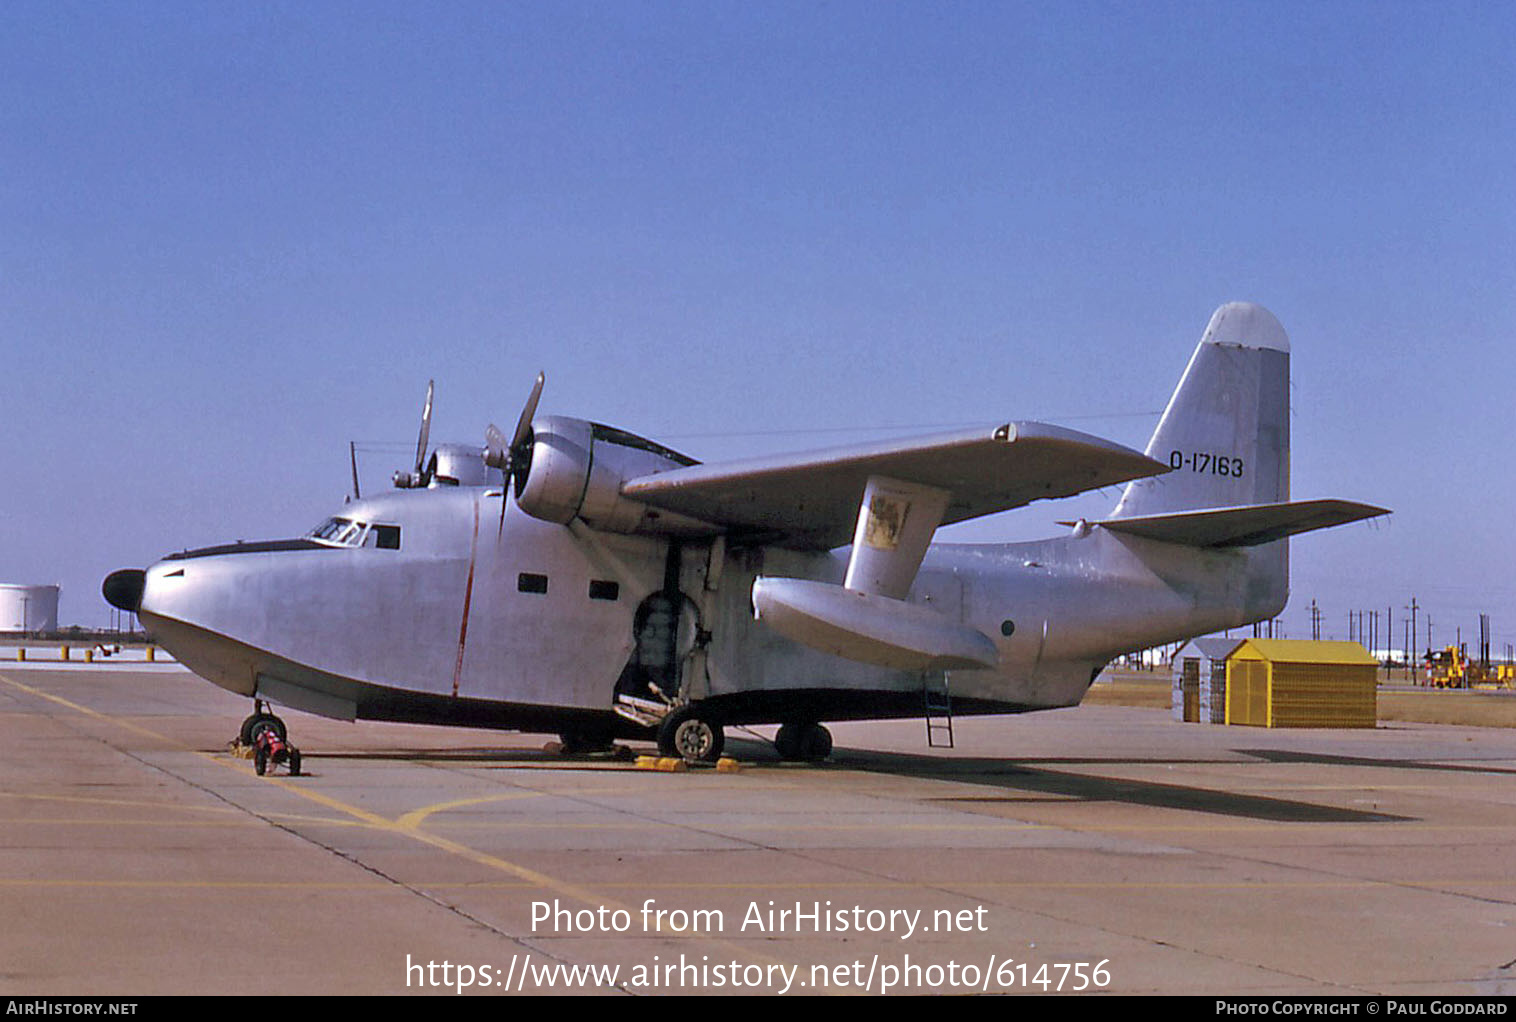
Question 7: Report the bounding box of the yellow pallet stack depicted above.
[1225,639,1378,728]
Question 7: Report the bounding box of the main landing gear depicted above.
[556,728,632,760]
[650,706,833,764]
[773,722,832,762]
[656,705,725,763]
[239,700,301,777]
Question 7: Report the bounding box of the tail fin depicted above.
[1111,302,1290,519]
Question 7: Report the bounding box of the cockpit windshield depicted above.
[311,517,364,546]
[309,517,401,550]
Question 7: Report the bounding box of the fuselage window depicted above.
[588,579,620,601]
[518,573,549,594]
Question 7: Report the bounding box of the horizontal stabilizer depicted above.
[752,577,999,671]
[1091,499,1389,548]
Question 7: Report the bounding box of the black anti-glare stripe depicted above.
[164,539,327,561]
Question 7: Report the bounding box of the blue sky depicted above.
[3,2,1512,655]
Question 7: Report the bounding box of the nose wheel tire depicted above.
[657,705,724,763]
[239,712,286,747]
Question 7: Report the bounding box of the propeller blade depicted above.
[414,379,434,477]
[484,423,513,537]
[511,372,544,454]
[485,373,544,536]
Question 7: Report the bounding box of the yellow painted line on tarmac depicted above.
[488,877,1516,893]
[0,879,410,890]
[245,772,810,979]
[0,814,383,829]
[1,668,636,911]
[0,817,265,827]
[256,774,665,915]
[0,790,248,814]
[0,671,179,744]
[0,670,804,980]
[0,797,386,831]
[9,876,1515,895]
[395,793,545,831]
[393,820,1052,830]
[0,671,591,898]
[369,820,1516,834]
[22,810,1506,837]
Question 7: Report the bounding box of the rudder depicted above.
[1111,302,1290,519]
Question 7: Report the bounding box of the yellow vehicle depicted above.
[1479,664,1516,690]
[1424,645,1515,689]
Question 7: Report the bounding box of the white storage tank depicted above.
[0,584,60,635]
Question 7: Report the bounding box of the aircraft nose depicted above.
[102,569,146,613]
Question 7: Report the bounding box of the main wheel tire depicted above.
[774,723,804,760]
[797,723,833,761]
[657,705,724,763]
[559,729,615,756]
[254,747,268,776]
[288,749,301,777]
[775,722,831,761]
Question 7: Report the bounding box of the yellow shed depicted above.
[1225,639,1378,728]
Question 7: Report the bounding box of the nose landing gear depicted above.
[239,700,285,747]
[239,700,301,776]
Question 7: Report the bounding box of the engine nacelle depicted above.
[431,444,497,487]
[515,416,716,536]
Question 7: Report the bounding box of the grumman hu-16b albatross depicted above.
[104,303,1386,764]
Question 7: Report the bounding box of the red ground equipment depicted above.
[253,727,301,776]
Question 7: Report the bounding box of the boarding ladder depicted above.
[923,671,955,749]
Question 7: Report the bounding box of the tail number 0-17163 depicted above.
[1169,450,1244,477]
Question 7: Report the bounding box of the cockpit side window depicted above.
[371,525,401,550]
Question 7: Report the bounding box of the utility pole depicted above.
[1408,597,1419,683]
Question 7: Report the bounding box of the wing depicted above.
[621,422,1168,549]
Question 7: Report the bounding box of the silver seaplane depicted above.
[103,303,1386,764]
